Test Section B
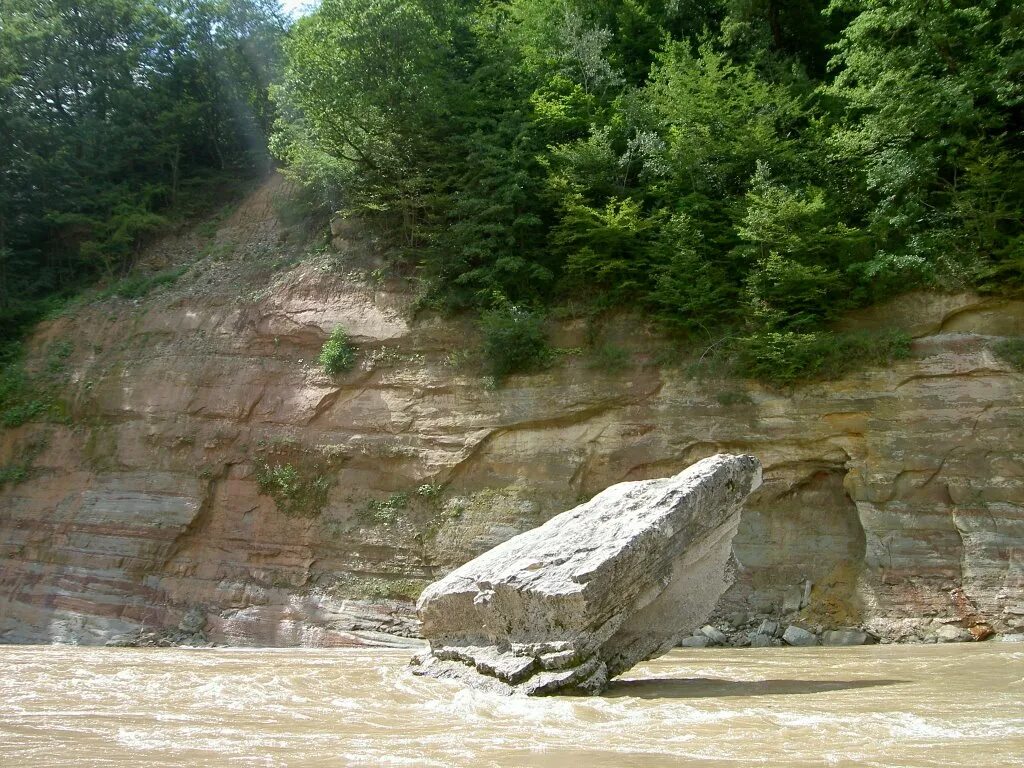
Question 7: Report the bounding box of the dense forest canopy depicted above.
[1,0,1021,383]
[274,0,1023,380]
[0,0,284,350]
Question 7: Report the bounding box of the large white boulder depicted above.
[411,454,762,694]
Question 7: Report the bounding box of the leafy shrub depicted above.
[479,303,552,379]
[254,462,331,518]
[744,253,845,332]
[994,337,1024,371]
[1,400,51,429]
[557,196,664,302]
[736,330,912,386]
[319,328,356,374]
[649,215,736,335]
[442,349,474,369]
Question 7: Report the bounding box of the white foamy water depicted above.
[0,643,1021,767]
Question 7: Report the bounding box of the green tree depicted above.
[825,0,1024,292]
[0,0,284,350]
[272,0,461,236]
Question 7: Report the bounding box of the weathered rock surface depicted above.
[679,635,710,648]
[782,625,819,646]
[411,455,761,694]
[756,619,781,638]
[1,176,1023,646]
[935,624,973,643]
[822,628,873,646]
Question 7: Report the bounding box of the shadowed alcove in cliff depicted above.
[723,465,867,623]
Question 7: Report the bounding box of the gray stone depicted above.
[178,606,207,635]
[411,454,763,695]
[726,611,749,628]
[699,625,728,645]
[998,633,1024,643]
[782,625,818,646]
[756,619,780,638]
[935,624,972,643]
[750,595,776,614]
[679,635,710,648]
[750,633,780,648]
[821,629,872,646]
[781,585,804,614]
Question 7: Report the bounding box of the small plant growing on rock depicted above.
[0,351,69,429]
[363,492,410,524]
[255,461,331,518]
[0,437,47,487]
[319,327,356,374]
[416,483,443,501]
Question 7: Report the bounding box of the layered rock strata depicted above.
[412,454,762,694]
[0,177,1022,646]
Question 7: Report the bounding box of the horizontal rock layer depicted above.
[1,177,1022,645]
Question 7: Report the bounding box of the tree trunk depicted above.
[768,1,784,50]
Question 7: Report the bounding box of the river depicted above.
[0,643,1021,767]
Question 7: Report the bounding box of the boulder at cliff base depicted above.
[411,453,763,695]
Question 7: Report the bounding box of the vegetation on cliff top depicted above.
[0,0,285,354]
[273,0,1023,379]
[2,0,1021,386]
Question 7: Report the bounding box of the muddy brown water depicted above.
[0,643,1021,767]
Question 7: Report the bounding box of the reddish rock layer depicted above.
[1,178,1021,645]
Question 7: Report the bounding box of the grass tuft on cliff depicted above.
[0,461,30,486]
[255,462,331,518]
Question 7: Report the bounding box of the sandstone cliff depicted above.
[1,177,1021,646]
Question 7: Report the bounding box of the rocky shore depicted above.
[683,615,985,649]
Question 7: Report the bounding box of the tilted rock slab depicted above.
[411,454,762,695]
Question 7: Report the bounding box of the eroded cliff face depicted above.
[1,178,1022,646]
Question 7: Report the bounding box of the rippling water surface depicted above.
[0,643,1021,767]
